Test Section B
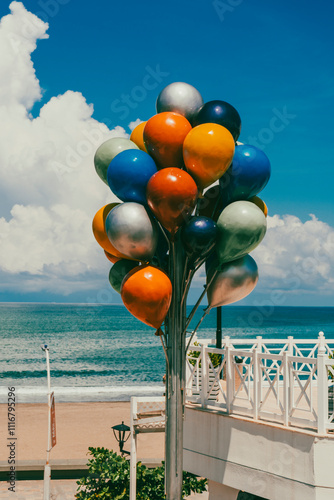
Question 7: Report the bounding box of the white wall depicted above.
[183,407,334,500]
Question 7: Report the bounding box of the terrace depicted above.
[183,332,334,499]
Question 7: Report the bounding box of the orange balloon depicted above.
[183,123,235,191]
[143,112,192,168]
[130,121,147,152]
[121,265,172,329]
[146,168,198,234]
[92,204,131,260]
[249,196,268,217]
[104,250,120,264]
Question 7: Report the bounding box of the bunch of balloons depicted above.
[92,82,271,330]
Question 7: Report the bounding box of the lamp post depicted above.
[112,421,131,456]
[41,344,51,500]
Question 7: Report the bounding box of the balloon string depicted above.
[156,220,171,251]
[184,268,218,331]
[155,326,167,345]
[181,256,207,308]
[195,198,200,216]
[181,256,189,294]
[159,333,169,372]
[210,191,221,220]
[181,267,193,307]
[186,307,211,353]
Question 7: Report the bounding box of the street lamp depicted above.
[41,344,51,500]
[112,421,130,456]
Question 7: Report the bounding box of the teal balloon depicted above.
[216,201,267,263]
[94,137,139,185]
[109,260,138,294]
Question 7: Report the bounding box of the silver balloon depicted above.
[105,202,158,261]
[156,82,203,123]
[217,201,267,264]
[207,255,259,307]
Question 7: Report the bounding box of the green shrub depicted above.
[76,447,207,499]
[188,341,222,369]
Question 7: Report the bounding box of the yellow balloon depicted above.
[130,122,147,152]
[183,123,235,191]
[249,196,268,217]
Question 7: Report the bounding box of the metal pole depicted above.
[42,345,51,500]
[165,234,186,500]
[216,306,222,379]
[216,306,222,349]
[130,398,137,500]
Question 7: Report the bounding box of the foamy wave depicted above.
[0,385,165,403]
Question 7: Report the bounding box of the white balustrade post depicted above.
[185,353,190,399]
[201,344,208,407]
[225,336,233,414]
[255,336,262,419]
[283,351,289,427]
[253,349,259,420]
[288,336,294,416]
[317,332,328,434]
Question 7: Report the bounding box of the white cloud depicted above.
[0,1,48,109]
[252,214,334,295]
[0,3,127,297]
[128,118,144,131]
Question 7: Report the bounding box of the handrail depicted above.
[185,332,334,434]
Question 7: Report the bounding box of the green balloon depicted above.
[109,260,139,294]
[94,138,139,185]
[216,201,267,264]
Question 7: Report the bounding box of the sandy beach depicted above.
[0,401,165,464]
[0,401,210,499]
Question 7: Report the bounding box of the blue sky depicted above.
[0,0,333,305]
[6,0,334,224]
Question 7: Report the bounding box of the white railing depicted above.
[185,332,334,434]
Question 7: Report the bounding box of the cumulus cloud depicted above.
[0,1,48,109]
[0,3,127,297]
[252,214,334,295]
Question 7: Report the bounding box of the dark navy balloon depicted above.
[193,100,241,141]
[220,144,271,204]
[107,149,157,204]
[181,216,217,266]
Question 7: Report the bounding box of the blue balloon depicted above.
[181,216,217,267]
[107,149,157,204]
[193,100,241,141]
[220,144,271,204]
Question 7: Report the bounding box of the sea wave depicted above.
[0,384,165,403]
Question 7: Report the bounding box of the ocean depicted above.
[0,303,333,403]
